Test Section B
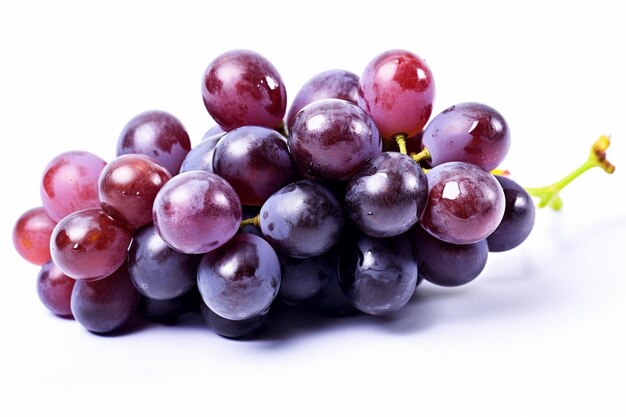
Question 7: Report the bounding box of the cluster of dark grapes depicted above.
[13,49,547,338]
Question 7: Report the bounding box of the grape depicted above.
[338,231,417,315]
[50,209,133,281]
[71,263,140,333]
[260,180,344,258]
[138,289,200,324]
[286,69,359,129]
[116,110,191,175]
[278,252,333,305]
[200,300,267,339]
[152,170,242,254]
[358,49,435,139]
[201,125,226,141]
[40,151,107,222]
[421,162,505,245]
[213,126,296,206]
[487,176,536,252]
[128,225,198,300]
[197,233,280,321]
[179,134,221,173]
[411,226,488,287]
[201,49,287,131]
[13,207,56,265]
[37,261,75,317]
[422,103,510,171]
[345,152,427,238]
[98,154,172,230]
[289,99,381,181]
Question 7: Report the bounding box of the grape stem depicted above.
[410,147,430,163]
[276,121,288,138]
[393,134,408,155]
[240,214,261,228]
[524,135,615,210]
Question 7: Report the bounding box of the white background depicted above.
[1,1,625,416]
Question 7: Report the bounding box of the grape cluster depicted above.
[13,48,608,338]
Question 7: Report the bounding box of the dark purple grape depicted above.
[358,49,435,139]
[202,49,287,131]
[422,103,510,171]
[152,170,242,254]
[487,176,536,252]
[421,162,505,245]
[116,110,191,175]
[197,233,280,320]
[98,154,172,230]
[286,69,359,129]
[40,151,107,222]
[179,135,221,173]
[13,207,56,265]
[345,152,427,237]
[213,126,296,206]
[411,226,488,287]
[260,180,344,258]
[200,300,267,339]
[138,288,200,324]
[37,261,75,317]
[70,263,140,333]
[338,232,417,315]
[128,225,199,300]
[50,209,133,281]
[288,99,381,181]
[278,252,333,305]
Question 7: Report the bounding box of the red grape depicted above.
[13,207,56,265]
[37,261,75,317]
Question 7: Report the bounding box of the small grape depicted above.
[13,207,56,265]
[37,261,75,317]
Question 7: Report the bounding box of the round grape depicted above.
[13,207,56,265]
[37,261,75,317]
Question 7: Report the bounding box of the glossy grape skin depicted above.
[202,49,287,131]
[422,103,510,171]
[98,154,172,230]
[128,225,199,300]
[487,176,536,252]
[345,152,427,238]
[288,99,381,181]
[411,226,488,287]
[202,125,226,141]
[260,180,344,258]
[278,252,332,305]
[70,263,140,333]
[200,300,267,339]
[286,69,359,129]
[421,162,505,245]
[212,126,295,206]
[153,170,242,254]
[116,110,191,175]
[37,261,75,317]
[197,233,280,321]
[358,49,435,139]
[50,209,133,281]
[13,207,56,265]
[338,232,418,315]
[180,135,221,174]
[40,151,107,222]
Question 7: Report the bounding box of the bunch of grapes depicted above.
[12,49,614,338]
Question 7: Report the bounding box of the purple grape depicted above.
[202,49,287,131]
[152,170,242,254]
[411,226,488,287]
[420,162,505,245]
[286,69,359,129]
[289,99,381,181]
[213,126,296,206]
[338,231,418,315]
[128,225,199,300]
[358,49,435,139]
[138,289,200,324]
[70,263,140,333]
[487,176,536,252]
[40,151,107,222]
[345,152,427,237]
[179,135,221,173]
[197,233,280,321]
[117,110,191,175]
[37,261,75,317]
[200,300,267,339]
[260,180,344,258]
[422,103,510,171]
[201,125,226,141]
[278,252,333,305]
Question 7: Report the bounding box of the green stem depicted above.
[525,135,615,210]
[240,214,260,228]
[393,134,408,155]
